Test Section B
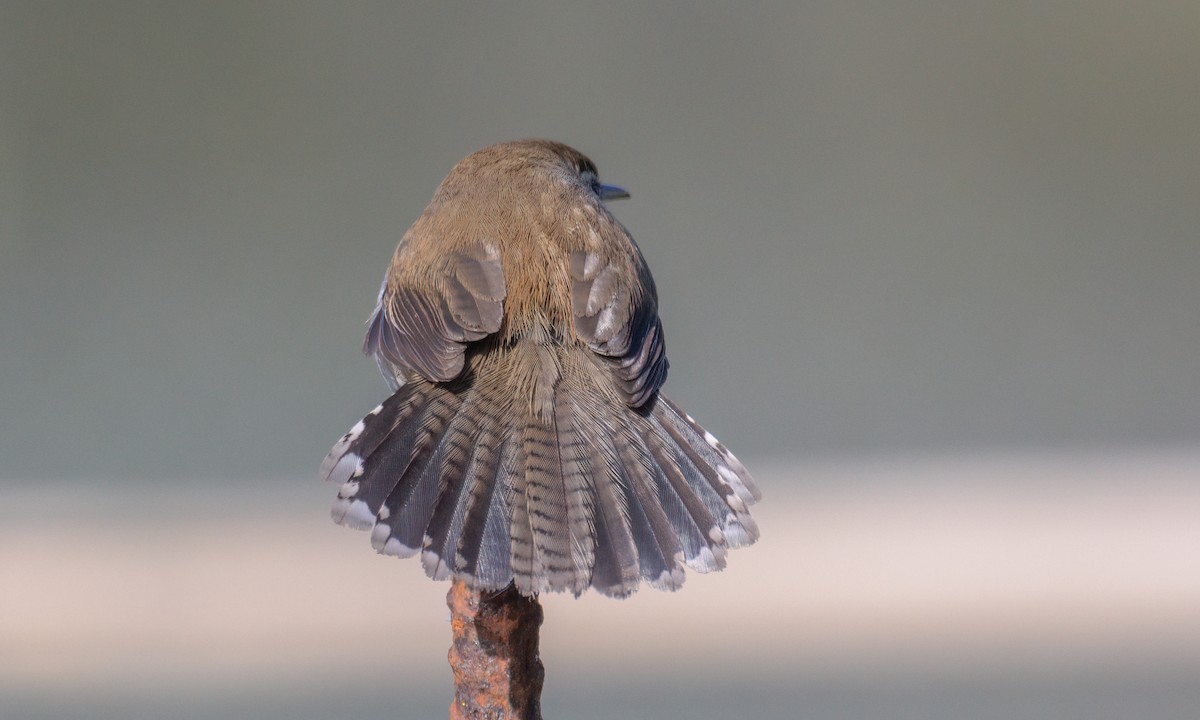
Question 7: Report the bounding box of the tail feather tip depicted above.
[331,497,375,529]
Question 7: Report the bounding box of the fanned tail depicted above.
[321,370,759,597]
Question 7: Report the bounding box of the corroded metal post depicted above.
[447,579,545,720]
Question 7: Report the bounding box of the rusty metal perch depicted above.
[447,579,545,720]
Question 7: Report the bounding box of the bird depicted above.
[320,140,760,598]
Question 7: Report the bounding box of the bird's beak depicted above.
[599,184,630,201]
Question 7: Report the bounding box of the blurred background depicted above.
[2,2,1198,718]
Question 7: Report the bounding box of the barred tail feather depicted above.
[474,436,518,589]
[507,437,535,594]
[554,393,598,595]
[367,390,462,557]
[322,376,758,596]
[652,397,761,548]
[324,384,434,530]
[421,394,504,581]
[657,396,761,505]
[519,406,578,594]
[617,427,686,591]
[647,431,727,572]
[578,402,641,597]
[440,408,518,590]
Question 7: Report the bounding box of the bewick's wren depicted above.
[321,140,759,597]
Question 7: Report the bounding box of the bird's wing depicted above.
[363,242,506,387]
[569,243,668,408]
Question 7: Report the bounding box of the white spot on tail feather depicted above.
[321,420,366,476]
[422,550,451,580]
[689,545,727,573]
[649,566,686,591]
[724,520,755,547]
[339,480,360,499]
[320,443,350,479]
[380,537,419,558]
[325,453,361,486]
[728,513,760,545]
[716,465,739,486]
[717,465,758,506]
[369,522,391,549]
[331,497,375,529]
[377,505,391,521]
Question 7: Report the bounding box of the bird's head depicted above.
[435,140,630,209]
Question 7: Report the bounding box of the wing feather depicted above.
[364,244,505,385]
[569,244,668,408]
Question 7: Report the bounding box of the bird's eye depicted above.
[578,169,602,195]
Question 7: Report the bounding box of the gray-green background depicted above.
[4,1,1197,482]
[3,3,1200,720]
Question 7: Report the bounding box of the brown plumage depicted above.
[320,140,760,597]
